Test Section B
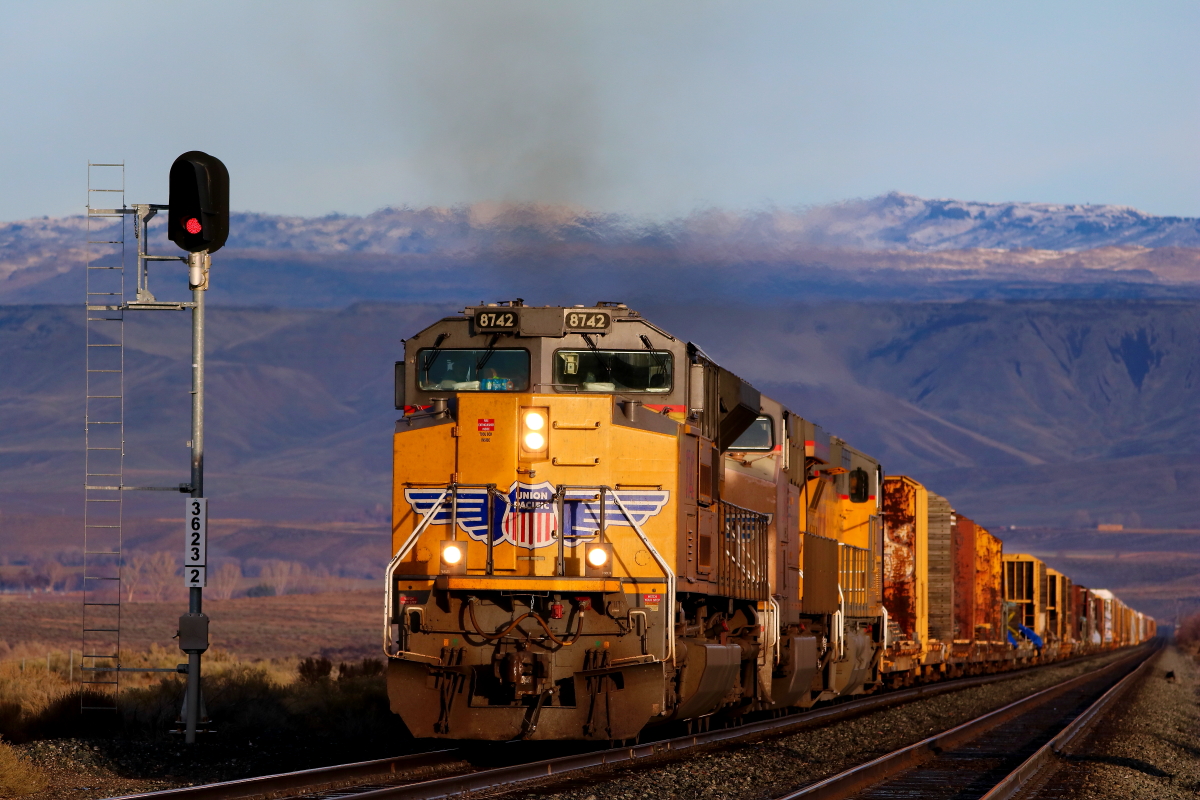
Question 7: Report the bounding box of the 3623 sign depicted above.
[184,498,207,587]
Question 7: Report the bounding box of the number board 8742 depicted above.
[563,310,611,332]
[473,310,519,332]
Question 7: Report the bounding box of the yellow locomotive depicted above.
[384,301,1152,740]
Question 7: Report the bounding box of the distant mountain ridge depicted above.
[6,192,1200,255]
[3,194,1199,306]
[775,193,1200,251]
[162,193,1200,253]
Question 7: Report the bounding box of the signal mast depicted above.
[168,151,229,744]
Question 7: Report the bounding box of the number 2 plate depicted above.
[184,565,207,588]
[185,498,207,568]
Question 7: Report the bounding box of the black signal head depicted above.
[168,151,229,254]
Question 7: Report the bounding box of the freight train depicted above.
[383,301,1154,740]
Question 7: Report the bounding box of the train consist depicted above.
[384,302,1154,740]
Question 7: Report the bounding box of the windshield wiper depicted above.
[421,332,450,380]
[640,334,671,377]
[475,334,501,372]
[581,334,616,383]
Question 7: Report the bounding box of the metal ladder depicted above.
[82,162,127,710]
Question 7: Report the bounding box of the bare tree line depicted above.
[121,554,244,602]
[120,556,357,601]
[3,551,366,599]
[123,552,181,602]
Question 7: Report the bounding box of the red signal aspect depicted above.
[185,218,202,234]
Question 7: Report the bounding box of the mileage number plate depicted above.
[563,310,611,332]
[474,309,520,331]
[185,498,207,567]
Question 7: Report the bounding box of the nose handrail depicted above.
[385,481,677,665]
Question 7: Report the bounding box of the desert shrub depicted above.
[284,665,397,740]
[337,658,383,681]
[0,735,47,796]
[15,688,120,742]
[0,702,20,735]
[298,657,333,683]
[1177,612,1200,654]
[0,657,81,741]
[0,651,406,744]
[245,584,276,598]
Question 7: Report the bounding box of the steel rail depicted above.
[772,643,1157,800]
[106,750,464,800]
[979,645,1162,800]
[103,646,1145,800]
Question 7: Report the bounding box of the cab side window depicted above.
[849,467,870,503]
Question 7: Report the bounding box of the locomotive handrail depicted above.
[384,486,449,657]
[768,596,782,665]
[383,481,676,664]
[836,585,846,660]
[716,500,770,600]
[384,483,497,657]
[609,490,676,665]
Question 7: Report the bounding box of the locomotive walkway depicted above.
[104,645,1158,800]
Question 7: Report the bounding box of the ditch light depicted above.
[585,542,612,577]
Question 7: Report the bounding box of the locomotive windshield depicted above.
[553,349,673,393]
[417,348,530,391]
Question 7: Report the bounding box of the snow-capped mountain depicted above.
[3,194,1198,306]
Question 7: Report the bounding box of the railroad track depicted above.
[107,646,1154,800]
[773,643,1159,800]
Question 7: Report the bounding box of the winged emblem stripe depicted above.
[402,483,670,549]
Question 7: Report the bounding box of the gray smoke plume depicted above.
[394,5,605,209]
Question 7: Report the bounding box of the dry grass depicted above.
[0,590,403,746]
[1177,611,1200,659]
[0,735,48,797]
[0,590,380,662]
[0,648,400,744]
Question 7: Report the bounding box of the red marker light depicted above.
[185,218,202,234]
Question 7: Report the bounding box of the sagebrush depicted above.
[0,653,405,744]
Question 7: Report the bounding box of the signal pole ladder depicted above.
[82,164,205,739]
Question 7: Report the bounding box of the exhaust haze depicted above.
[397,6,603,207]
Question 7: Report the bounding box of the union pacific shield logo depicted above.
[403,482,670,549]
[503,483,557,547]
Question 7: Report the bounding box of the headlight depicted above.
[587,547,608,567]
[440,540,466,574]
[520,406,550,460]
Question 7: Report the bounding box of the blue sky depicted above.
[2,1,1198,220]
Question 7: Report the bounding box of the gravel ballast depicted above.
[499,649,1142,800]
[13,734,432,800]
[12,649,1145,800]
[1041,644,1200,799]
